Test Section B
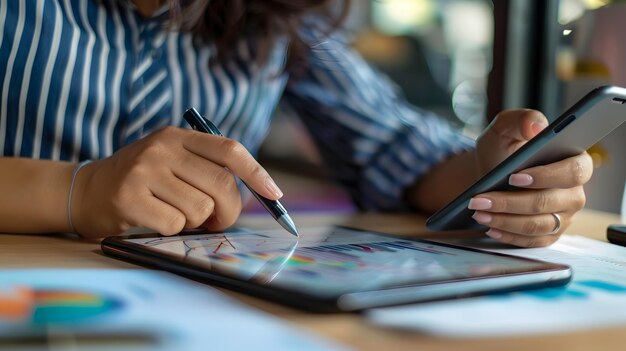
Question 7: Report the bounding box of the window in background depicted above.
[555,0,626,214]
[356,0,493,134]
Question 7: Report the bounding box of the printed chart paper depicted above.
[368,235,626,338]
[0,269,347,351]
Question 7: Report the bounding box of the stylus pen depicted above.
[183,107,299,237]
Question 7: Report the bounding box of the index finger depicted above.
[183,131,283,200]
[508,152,593,189]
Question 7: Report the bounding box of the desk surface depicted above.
[1,209,623,351]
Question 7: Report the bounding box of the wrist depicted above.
[69,160,96,236]
[406,150,480,213]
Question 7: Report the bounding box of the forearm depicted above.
[405,150,480,214]
[0,157,74,233]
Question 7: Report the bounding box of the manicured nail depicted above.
[468,198,492,210]
[472,211,492,224]
[509,173,533,187]
[265,177,283,198]
[486,229,503,239]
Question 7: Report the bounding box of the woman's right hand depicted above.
[70,126,283,238]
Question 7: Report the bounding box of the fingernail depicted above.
[472,211,492,224]
[486,229,503,239]
[468,198,492,210]
[509,173,533,187]
[265,177,283,198]
[531,121,548,135]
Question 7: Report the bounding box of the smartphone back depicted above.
[427,85,626,231]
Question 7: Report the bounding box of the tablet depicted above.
[427,85,626,231]
[102,227,571,311]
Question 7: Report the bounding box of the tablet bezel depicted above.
[101,226,571,312]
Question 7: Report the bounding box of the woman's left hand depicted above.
[471,109,593,247]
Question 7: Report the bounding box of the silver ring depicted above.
[549,213,562,234]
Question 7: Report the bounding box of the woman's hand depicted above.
[472,109,593,247]
[70,127,283,238]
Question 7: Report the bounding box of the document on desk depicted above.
[0,269,347,351]
[367,235,626,338]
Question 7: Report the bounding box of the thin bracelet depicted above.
[67,160,92,234]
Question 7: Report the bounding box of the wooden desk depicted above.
[0,209,623,351]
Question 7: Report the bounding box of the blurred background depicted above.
[251,0,626,217]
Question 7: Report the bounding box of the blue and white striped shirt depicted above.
[0,0,473,210]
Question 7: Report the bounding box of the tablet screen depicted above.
[120,227,557,297]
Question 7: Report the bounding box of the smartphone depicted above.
[427,85,626,231]
[607,225,626,247]
[101,226,571,312]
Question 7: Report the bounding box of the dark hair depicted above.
[167,0,350,72]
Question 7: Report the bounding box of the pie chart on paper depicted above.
[0,287,123,325]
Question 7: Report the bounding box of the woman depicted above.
[0,0,591,247]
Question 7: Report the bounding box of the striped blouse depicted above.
[0,0,473,210]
